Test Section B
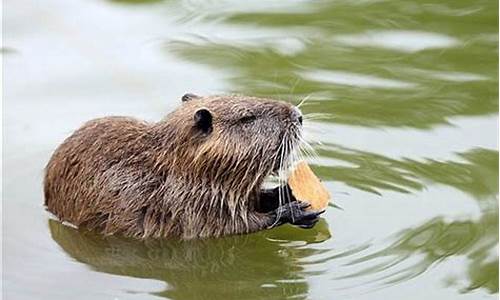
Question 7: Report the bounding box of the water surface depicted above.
[3,0,498,299]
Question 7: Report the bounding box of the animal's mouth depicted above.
[260,109,304,191]
[266,127,302,186]
[258,130,302,214]
[270,154,294,177]
[265,166,293,190]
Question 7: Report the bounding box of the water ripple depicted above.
[333,30,460,53]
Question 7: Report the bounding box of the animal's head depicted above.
[159,94,303,193]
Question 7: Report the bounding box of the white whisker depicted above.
[302,112,333,121]
[297,94,312,108]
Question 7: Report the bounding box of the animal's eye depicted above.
[240,115,257,124]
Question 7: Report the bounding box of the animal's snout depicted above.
[291,106,303,125]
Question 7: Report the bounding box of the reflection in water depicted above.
[332,30,460,53]
[300,69,418,89]
[308,143,498,294]
[49,219,331,299]
[314,144,498,197]
[169,34,497,128]
[339,209,498,293]
[167,0,497,128]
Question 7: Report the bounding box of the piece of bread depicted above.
[288,161,330,210]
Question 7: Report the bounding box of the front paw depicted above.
[272,201,325,229]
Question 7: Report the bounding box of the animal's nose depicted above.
[291,106,303,125]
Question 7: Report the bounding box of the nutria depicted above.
[44,94,324,239]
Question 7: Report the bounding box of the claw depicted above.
[271,201,325,229]
[298,201,311,209]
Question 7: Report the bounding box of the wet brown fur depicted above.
[44,95,301,239]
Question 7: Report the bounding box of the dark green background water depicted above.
[3,0,498,299]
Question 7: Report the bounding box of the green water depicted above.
[3,0,498,299]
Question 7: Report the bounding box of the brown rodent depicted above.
[44,94,324,239]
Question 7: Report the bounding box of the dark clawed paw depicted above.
[291,207,325,228]
[272,201,325,229]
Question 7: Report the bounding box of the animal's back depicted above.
[44,116,154,235]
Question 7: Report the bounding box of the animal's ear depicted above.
[182,93,200,102]
[194,108,212,134]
